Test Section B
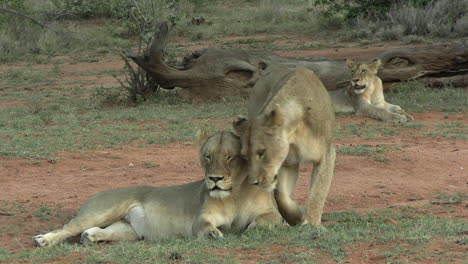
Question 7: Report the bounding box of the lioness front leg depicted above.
[358,103,407,123]
[196,221,224,239]
[193,212,226,239]
[385,103,414,121]
[304,147,335,226]
[275,164,304,226]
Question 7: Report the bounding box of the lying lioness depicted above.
[330,59,414,122]
[33,131,282,247]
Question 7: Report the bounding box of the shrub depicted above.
[340,0,468,40]
[314,0,433,22]
[453,14,468,36]
[401,34,427,44]
[386,0,467,36]
[376,25,405,40]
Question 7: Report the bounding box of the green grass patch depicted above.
[335,123,402,139]
[433,192,468,203]
[401,122,426,129]
[386,82,468,112]
[423,122,468,140]
[1,207,465,263]
[337,144,401,162]
[79,69,122,76]
[0,69,57,88]
[0,87,245,158]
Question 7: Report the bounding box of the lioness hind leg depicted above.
[275,164,304,226]
[33,215,110,247]
[304,147,336,226]
[81,221,139,245]
[33,199,137,247]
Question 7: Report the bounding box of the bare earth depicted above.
[0,43,466,263]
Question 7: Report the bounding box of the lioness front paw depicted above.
[80,227,100,245]
[387,114,407,123]
[201,228,223,239]
[32,234,49,247]
[405,113,414,122]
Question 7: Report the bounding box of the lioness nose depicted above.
[209,176,223,182]
[353,79,359,83]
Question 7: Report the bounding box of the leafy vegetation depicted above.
[3,0,466,62]
[314,0,432,21]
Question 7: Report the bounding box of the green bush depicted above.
[385,0,468,37]
[314,0,433,22]
[341,0,468,40]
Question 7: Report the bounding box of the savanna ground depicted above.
[1,0,467,263]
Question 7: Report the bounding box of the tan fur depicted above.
[32,131,282,247]
[330,59,414,122]
[233,67,336,226]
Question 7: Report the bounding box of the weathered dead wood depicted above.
[125,22,268,100]
[377,42,468,85]
[126,22,468,101]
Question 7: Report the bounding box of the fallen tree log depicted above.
[126,22,468,101]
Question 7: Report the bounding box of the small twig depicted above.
[132,0,148,28]
[15,237,26,251]
[430,200,461,205]
[0,212,14,216]
[119,52,138,79]
[0,7,48,30]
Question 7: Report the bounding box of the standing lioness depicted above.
[33,131,282,247]
[234,67,336,226]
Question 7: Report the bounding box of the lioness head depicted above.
[233,107,289,192]
[346,59,381,95]
[198,130,246,199]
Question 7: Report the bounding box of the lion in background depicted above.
[330,59,414,123]
[233,66,336,227]
[33,131,282,247]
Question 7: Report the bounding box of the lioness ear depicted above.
[197,128,209,145]
[232,116,249,136]
[345,59,355,70]
[369,59,382,73]
[265,105,283,127]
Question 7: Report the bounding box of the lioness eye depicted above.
[362,70,367,73]
[204,154,211,160]
[257,150,265,158]
[226,154,233,161]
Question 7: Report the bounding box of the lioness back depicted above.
[249,67,334,141]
